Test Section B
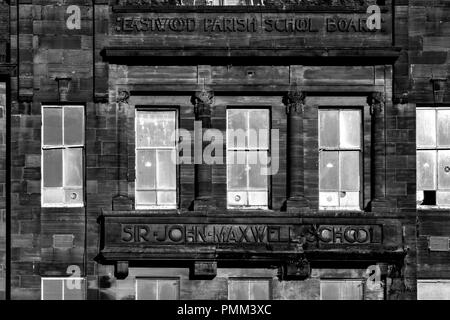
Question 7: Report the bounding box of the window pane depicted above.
[248,192,268,207]
[437,110,450,147]
[339,151,360,191]
[64,107,84,146]
[43,149,63,187]
[64,148,83,187]
[341,281,363,300]
[135,191,156,206]
[437,191,450,206]
[136,150,156,189]
[248,151,268,189]
[319,110,339,148]
[339,110,361,149]
[157,191,176,206]
[321,281,362,300]
[136,111,175,148]
[157,150,176,189]
[63,279,85,300]
[417,109,436,148]
[43,108,63,146]
[227,151,247,190]
[418,281,450,300]
[319,151,339,191]
[227,191,248,207]
[158,280,179,300]
[319,192,339,207]
[136,279,157,300]
[320,281,340,300]
[42,279,62,300]
[249,280,270,300]
[417,150,436,190]
[229,281,249,300]
[438,150,450,189]
[227,109,247,149]
[42,188,64,204]
[339,191,360,208]
[249,109,269,149]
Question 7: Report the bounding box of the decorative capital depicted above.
[116,90,130,104]
[191,90,214,106]
[283,90,306,114]
[367,91,385,115]
[191,90,214,116]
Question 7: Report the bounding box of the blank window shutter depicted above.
[42,279,63,300]
[321,280,363,300]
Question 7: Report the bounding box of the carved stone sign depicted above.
[119,223,382,245]
[114,14,386,34]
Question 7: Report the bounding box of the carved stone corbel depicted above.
[116,90,130,104]
[367,91,385,115]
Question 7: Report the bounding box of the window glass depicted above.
[339,110,361,149]
[418,281,450,300]
[437,110,450,147]
[42,278,85,300]
[417,150,437,190]
[319,151,339,191]
[42,106,84,207]
[417,108,450,207]
[320,280,363,300]
[229,279,270,300]
[319,109,362,210]
[136,279,179,300]
[43,149,63,188]
[227,109,269,209]
[64,148,83,187]
[135,110,177,208]
[64,107,84,146]
[319,110,339,148]
[42,279,63,300]
[417,109,436,148]
[43,108,63,146]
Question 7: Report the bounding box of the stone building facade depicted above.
[0,0,449,300]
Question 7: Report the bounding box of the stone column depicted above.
[283,90,309,212]
[191,90,214,211]
[368,92,390,210]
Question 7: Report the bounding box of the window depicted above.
[228,279,270,300]
[319,109,362,210]
[135,110,177,209]
[135,278,179,300]
[320,280,363,300]
[226,108,270,209]
[41,105,84,207]
[41,278,86,300]
[417,108,450,207]
[418,280,450,300]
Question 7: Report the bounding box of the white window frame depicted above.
[417,107,450,208]
[318,108,363,211]
[319,279,364,300]
[227,278,271,300]
[41,277,86,300]
[134,109,178,210]
[226,108,270,210]
[135,278,180,300]
[41,105,84,208]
